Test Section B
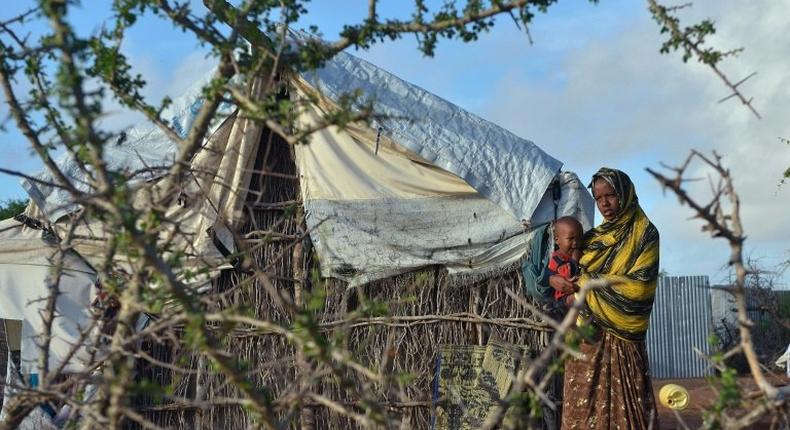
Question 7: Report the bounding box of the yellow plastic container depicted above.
[659,383,690,410]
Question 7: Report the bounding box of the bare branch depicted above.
[648,151,780,405]
[647,0,762,119]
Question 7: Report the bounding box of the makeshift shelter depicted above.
[0,42,594,429]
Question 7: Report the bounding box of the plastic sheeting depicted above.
[14,45,590,286]
[302,49,563,223]
[295,98,593,285]
[23,42,562,226]
[0,218,95,374]
[20,73,238,223]
[24,84,266,272]
[12,37,591,290]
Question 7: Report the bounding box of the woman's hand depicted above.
[549,275,578,294]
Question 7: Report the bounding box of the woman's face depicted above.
[592,179,620,221]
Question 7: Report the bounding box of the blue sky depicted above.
[1,1,788,286]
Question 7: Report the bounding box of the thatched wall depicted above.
[0,321,6,409]
[131,129,561,429]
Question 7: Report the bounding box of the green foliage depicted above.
[0,198,26,219]
[564,319,599,349]
[778,292,790,320]
[130,378,169,403]
[335,0,566,57]
[306,282,327,312]
[704,353,742,428]
[649,2,741,67]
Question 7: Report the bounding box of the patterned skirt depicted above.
[561,331,658,429]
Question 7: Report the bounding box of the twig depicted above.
[647,0,761,119]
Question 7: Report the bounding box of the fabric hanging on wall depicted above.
[434,340,531,429]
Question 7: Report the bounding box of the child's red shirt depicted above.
[548,250,580,302]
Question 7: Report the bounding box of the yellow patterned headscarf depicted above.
[578,168,660,341]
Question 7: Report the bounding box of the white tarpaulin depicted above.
[301,49,563,222]
[21,72,237,223]
[22,83,267,272]
[0,218,95,374]
[22,41,563,227]
[295,94,593,285]
[12,44,592,287]
[0,77,266,373]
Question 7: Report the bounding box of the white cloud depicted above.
[165,50,217,96]
[96,39,216,132]
[473,1,790,284]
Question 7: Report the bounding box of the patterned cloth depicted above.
[577,168,660,342]
[561,331,659,429]
[561,168,660,429]
[434,341,527,429]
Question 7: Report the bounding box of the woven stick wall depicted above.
[0,321,6,409]
[131,128,561,429]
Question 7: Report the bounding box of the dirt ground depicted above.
[654,374,789,429]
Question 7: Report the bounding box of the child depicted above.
[549,216,583,306]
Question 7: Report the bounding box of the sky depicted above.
[1,1,788,287]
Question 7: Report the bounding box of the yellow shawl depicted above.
[578,168,660,341]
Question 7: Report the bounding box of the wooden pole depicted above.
[291,148,315,429]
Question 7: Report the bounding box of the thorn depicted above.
[374,126,382,156]
[732,71,757,88]
[717,92,738,104]
[507,10,521,30]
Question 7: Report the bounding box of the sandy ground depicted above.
[654,375,789,429]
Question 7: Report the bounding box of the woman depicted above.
[551,167,660,429]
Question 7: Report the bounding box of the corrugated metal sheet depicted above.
[647,276,714,379]
[710,286,736,329]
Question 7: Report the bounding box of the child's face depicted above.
[555,222,582,256]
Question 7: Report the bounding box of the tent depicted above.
[0,40,594,428]
[0,218,95,374]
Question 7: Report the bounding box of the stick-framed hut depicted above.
[0,41,594,429]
